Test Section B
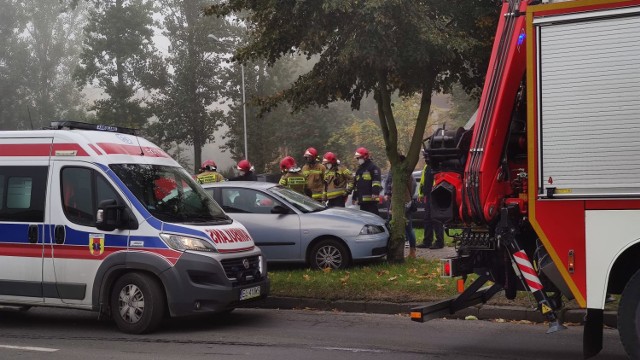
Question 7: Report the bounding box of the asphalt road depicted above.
[0,307,627,359]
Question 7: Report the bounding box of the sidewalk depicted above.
[244,246,618,328]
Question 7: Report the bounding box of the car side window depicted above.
[221,188,282,214]
[0,166,48,222]
[62,167,123,227]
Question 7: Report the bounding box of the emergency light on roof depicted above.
[49,121,137,136]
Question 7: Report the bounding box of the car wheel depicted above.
[619,268,640,359]
[111,272,165,334]
[310,239,349,270]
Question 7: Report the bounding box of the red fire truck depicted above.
[410,0,640,358]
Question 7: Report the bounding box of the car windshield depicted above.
[268,185,326,213]
[110,164,229,224]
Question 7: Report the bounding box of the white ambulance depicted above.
[0,121,269,333]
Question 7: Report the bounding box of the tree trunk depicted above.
[388,165,410,263]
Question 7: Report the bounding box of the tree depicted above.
[0,0,88,129]
[206,0,499,262]
[147,0,240,174]
[0,0,31,129]
[75,0,161,129]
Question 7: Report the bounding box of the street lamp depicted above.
[207,34,248,161]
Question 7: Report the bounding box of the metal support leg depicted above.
[497,207,566,333]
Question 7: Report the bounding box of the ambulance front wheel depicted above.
[111,272,166,334]
[618,268,640,359]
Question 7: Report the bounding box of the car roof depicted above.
[200,181,277,190]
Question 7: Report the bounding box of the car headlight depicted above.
[359,225,385,235]
[160,233,216,252]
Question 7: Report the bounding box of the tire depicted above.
[110,272,165,334]
[618,268,640,359]
[309,239,350,270]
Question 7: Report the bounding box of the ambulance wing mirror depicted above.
[96,199,139,231]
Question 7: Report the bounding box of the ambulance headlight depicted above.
[160,233,216,252]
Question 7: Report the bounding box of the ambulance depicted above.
[0,121,269,334]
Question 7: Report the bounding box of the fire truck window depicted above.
[0,166,47,222]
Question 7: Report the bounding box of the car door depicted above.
[219,187,302,262]
[0,156,50,305]
[46,162,130,305]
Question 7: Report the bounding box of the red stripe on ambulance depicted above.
[97,142,170,158]
[0,143,89,156]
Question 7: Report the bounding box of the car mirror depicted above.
[96,199,138,231]
[271,205,290,214]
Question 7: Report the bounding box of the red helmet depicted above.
[354,147,369,159]
[303,147,318,159]
[201,160,217,171]
[237,159,252,171]
[322,152,337,164]
[280,156,296,171]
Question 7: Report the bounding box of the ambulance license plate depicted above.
[240,286,261,301]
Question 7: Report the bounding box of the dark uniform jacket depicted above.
[229,172,257,181]
[353,159,382,203]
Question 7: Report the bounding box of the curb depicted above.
[243,296,617,328]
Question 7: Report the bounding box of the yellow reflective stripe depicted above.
[326,190,346,197]
[279,179,287,185]
[362,174,372,180]
[311,193,324,199]
[288,178,306,184]
[372,181,381,187]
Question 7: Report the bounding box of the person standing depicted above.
[352,147,382,215]
[278,156,307,194]
[322,152,353,207]
[417,154,444,249]
[229,159,257,181]
[196,160,225,184]
[301,147,326,201]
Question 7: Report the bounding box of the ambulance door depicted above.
[46,161,130,305]
[0,137,52,305]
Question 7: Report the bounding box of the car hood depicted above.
[307,207,386,226]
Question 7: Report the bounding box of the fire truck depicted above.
[410,0,640,358]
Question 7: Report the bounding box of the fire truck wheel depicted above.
[111,272,165,334]
[618,268,640,359]
[309,238,350,270]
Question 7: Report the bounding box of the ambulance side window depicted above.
[61,167,123,227]
[0,166,48,222]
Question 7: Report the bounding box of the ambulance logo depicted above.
[89,234,105,256]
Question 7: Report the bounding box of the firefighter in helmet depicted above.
[278,156,307,195]
[229,159,257,181]
[352,147,382,215]
[301,147,326,201]
[322,152,353,207]
[196,160,225,184]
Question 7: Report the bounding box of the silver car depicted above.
[201,181,389,270]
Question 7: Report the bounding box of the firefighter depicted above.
[278,156,307,195]
[229,159,257,181]
[352,147,382,215]
[322,152,353,207]
[195,160,225,184]
[301,147,326,201]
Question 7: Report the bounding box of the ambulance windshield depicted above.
[110,164,230,224]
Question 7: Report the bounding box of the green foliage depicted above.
[0,0,88,129]
[205,0,499,262]
[75,0,160,129]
